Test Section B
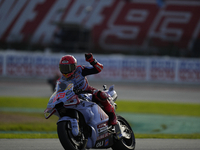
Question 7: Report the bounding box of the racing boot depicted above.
[93,90,117,125]
[102,100,117,125]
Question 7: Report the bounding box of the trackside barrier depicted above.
[0,51,200,84]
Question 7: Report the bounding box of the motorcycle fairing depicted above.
[44,108,56,119]
[75,101,109,148]
[64,94,80,106]
[46,82,80,113]
[55,100,109,148]
[44,82,119,149]
[94,133,114,148]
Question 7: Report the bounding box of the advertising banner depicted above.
[121,57,147,80]
[0,55,3,75]
[0,52,200,84]
[149,58,176,82]
[94,57,122,80]
[34,55,60,77]
[6,54,34,76]
[178,59,200,82]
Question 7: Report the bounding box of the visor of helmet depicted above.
[59,63,76,74]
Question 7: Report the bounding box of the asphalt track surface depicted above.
[1,77,200,103]
[1,77,200,150]
[1,139,200,150]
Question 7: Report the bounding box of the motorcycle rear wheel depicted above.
[57,121,86,150]
[112,115,136,150]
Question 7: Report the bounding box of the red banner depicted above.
[0,0,200,51]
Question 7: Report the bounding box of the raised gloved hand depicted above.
[85,53,103,72]
[85,53,95,63]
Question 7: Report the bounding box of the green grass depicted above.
[116,101,200,117]
[0,111,57,131]
[0,133,58,139]
[1,97,200,116]
[135,133,200,139]
[0,97,200,139]
[1,133,200,139]
[0,123,56,132]
[0,97,48,108]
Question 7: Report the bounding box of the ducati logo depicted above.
[96,141,104,148]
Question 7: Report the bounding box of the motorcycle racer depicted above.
[58,53,117,126]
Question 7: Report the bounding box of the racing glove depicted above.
[85,53,97,65]
[85,53,103,72]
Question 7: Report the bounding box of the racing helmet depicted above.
[59,55,77,78]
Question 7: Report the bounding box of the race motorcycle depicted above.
[44,81,135,150]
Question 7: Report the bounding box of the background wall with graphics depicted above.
[0,0,200,57]
[0,51,200,84]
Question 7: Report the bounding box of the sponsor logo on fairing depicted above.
[97,132,110,140]
[95,140,104,148]
[97,122,108,133]
[105,138,109,147]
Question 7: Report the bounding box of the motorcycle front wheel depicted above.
[112,115,136,150]
[57,121,86,150]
